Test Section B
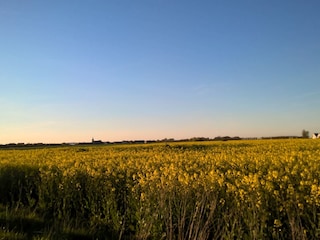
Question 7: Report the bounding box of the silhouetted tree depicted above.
[302,129,309,138]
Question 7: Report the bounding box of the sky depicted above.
[1,0,320,143]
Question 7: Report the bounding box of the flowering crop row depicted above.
[0,139,320,239]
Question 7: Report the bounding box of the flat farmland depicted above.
[0,139,320,239]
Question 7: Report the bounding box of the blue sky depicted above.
[1,0,320,143]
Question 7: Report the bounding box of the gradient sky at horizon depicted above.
[1,0,320,143]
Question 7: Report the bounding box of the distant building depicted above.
[312,133,320,139]
[92,138,103,144]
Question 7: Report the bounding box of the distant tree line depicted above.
[1,131,312,149]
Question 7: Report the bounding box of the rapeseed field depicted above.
[0,139,319,239]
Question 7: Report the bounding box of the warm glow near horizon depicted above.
[1,1,320,144]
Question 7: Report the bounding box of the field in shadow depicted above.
[0,205,105,240]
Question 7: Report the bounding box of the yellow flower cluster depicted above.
[0,139,320,239]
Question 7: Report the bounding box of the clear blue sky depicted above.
[1,0,320,143]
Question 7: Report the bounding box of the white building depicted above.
[312,133,320,139]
